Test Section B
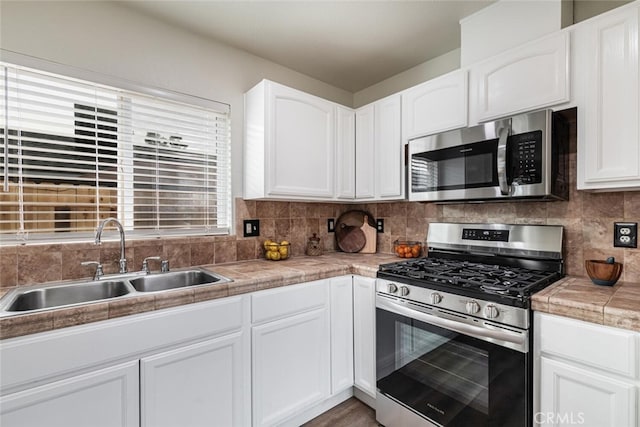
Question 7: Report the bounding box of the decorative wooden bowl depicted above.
[585,259,623,286]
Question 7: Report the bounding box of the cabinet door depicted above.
[578,4,640,190]
[252,308,330,426]
[469,31,569,123]
[540,357,637,427]
[0,361,139,427]
[141,332,249,427]
[353,276,376,397]
[330,276,354,393]
[402,69,468,141]
[266,82,335,199]
[335,106,356,199]
[375,94,404,199]
[355,103,376,199]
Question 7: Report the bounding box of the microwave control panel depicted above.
[510,130,542,184]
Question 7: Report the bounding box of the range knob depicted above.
[399,286,410,297]
[466,300,480,314]
[387,283,398,293]
[484,304,500,319]
[429,292,442,305]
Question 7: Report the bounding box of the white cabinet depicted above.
[355,94,404,201]
[251,280,331,426]
[330,276,354,394]
[1,296,251,427]
[576,3,640,191]
[353,275,376,397]
[244,79,336,200]
[402,69,468,141]
[335,106,356,199]
[141,333,249,427]
[535,312,640,427]
[1,361,139,427]
[469,31,570,124]
[355,104,376,199]
[540,358,636,427]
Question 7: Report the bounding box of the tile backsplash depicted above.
[2,188,640,290]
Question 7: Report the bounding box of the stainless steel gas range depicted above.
[375,222,564,427]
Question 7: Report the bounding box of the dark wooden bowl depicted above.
[585,260,623,286]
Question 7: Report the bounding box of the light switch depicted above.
[243,219,260,237]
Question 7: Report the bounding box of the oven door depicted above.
[376,295,530,427]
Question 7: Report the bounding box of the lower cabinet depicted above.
[353,275,376,397]
[251,279,331,426]
[0,361,139,427]
[535,312,639,427]
[141,332,249,427]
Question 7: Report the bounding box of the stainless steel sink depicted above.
[4,280,131,312]
[129,270,230,292]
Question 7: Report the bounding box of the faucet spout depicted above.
[95,217,128,273]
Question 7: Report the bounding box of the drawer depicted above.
[537,313,638,378]
[252,279,328,325]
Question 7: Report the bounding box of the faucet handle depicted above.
[81,261,104,280]
[161,259,170,273]
[142,256,162,274]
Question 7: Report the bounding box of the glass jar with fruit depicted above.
[393,240,423,258]
[263,239,290,261]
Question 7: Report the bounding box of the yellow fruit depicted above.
[280,240,289,246]
[265,251,273,260]
[263,240,272,250]
[279,246,289,258]
[271,251,281,261]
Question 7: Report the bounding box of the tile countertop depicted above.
[532,276,640,332]
[0,253,398,340]
[1,253,639,340]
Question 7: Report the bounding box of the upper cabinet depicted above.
[402,69,468,141]
[244,80,336,200]
[468,31,570,124]
[335,105,356,199]
[576,2,640,191]
[355,94,404,201]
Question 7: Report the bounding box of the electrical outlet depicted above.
[243,219,260,237]
[614,222,637,248]
[327,218,335,233]
[376,219,384,233]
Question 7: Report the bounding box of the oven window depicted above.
[377,308,528,427]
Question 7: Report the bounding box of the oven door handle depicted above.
[377,296,528,352]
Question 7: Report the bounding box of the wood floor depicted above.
[302,397,379,427]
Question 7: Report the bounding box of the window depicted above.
[0,61,231,243]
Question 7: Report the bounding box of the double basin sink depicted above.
[0,269,232,315]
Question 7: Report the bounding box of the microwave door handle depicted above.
[497,125,511,195]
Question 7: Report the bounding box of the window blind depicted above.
[0,62,231,242]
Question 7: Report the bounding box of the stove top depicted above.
[378,257,560,304]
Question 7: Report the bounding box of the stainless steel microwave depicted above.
[408,109,569,203]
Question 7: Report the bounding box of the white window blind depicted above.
[0,62,231,242]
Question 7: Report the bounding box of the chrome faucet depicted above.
[95,217,128,273]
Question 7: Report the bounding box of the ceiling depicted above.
[118,0,495,93]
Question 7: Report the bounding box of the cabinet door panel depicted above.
[141,333,248,427]
[0,361,139,427]
[267,83,335,198]
[402,69,468,140]
[470,32,569,123]
[336,106,356,199]
[252,308,330,426]
[580,6,640,188]
[540,357,636,427]
[355,104,376,199]
[353,276,376,397]
[375,95,403,199]
[330,276,354,393]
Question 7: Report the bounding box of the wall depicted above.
[0,0,353,201]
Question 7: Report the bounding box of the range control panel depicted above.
[462,228,510,242]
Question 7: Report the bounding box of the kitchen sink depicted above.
[129,270,230,292]
[4,280,131,312]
